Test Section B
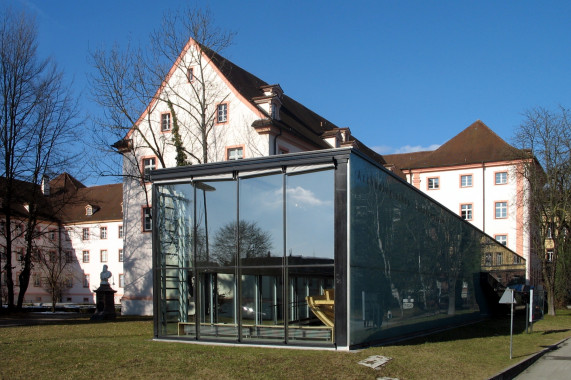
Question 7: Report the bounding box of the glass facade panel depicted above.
[196,180,237,267]
[349,154,484,346]
[286,170,334,342]
[197,270,238,340]
[239,174,283,266]
[240,271,284,341]
[156,168,335,345]
[156,183,193,337]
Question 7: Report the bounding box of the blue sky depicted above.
[7,0,571,180]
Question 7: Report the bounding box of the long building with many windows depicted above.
[384,120,537,285]
[0,174,123,306]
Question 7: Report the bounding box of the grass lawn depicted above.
[1,310,570,380]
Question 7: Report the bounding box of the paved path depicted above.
[513,339,571,380]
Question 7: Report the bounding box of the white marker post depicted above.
[529,288,534,333]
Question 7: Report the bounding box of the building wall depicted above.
[121,43,275,315]
[63,220,124,304]
[1,218,124,305]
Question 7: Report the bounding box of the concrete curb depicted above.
[488,337,570,380]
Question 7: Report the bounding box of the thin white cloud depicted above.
[395,144,440,153]
[371,143,440,155]
[370,145,394,155]
[286,186,327,207]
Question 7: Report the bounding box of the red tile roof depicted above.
[384,121,524,170]
[56,182,123,223]
[1,173,122,224]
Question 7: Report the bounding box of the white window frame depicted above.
[100,249,108,263]
[142,157,156,182]
[427,177,439,190]
[460,204,472,220]
[496,235,507,246]
[217,103,228,123]
[227,147,244,160]
[143,207,152,232]
[485,253,492,266]
[495,172,507,185]
[461,175,472,187]
[100,226,107,239]
[161,113,171,131]
[495,202,508,219]
[82,228,90,240]
[82,250,89,263]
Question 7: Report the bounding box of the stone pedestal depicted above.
[91,284,117,320]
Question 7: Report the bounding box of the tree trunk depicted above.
[2,207,15,310]
[51,289,57,313]
[17,263,31,309]
[547,285,556,316]
[448,278,457,315]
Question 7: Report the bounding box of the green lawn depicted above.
[1,310,570,380]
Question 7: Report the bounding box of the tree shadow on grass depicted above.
[541,329,570,335]
[0,311,152,328]
[386,313,534,347]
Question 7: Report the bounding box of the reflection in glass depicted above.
[240,271,284,341]
[239,174,283,266]
[195,180,237,267]
[197,270,238,339]
[286,170,335,342]
[349,155,487,345]
[286,170,334,260]
[156,184,193,335]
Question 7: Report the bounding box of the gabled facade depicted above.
[0,174,124,305]
[118,38,384,315]
[384,121,537,285]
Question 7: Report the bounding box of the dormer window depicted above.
[253,84,283,121]
[86,205,93,216]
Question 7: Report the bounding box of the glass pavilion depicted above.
[151,148,520,349]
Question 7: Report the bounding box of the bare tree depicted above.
[211,220,272,266]
[89,7,235,200]
[0,9,80,310]
[513,106,571,316]
[35,245,74,313]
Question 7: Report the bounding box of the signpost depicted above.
[499,288,517,359]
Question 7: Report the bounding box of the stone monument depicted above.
[91,265,117,320]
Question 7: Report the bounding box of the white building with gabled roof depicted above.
[114,38,385,315]
[384,121,539,285]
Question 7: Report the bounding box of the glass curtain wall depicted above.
[155,183,194,337]
[155,167,335,345]
[285,170,334,342]
[195,180,238,340]
[348,154,513,346]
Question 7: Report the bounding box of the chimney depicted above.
[41,175,50,196]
